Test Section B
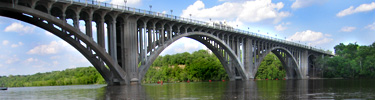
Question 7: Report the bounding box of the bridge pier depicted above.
[122,17,140,84]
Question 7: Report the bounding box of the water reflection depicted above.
[101,79,375,99]
[104,85,148,99]
[2,79,375,99]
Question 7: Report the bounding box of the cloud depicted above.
[110,0,142,7]
[45,31,54,36]
[161,37,207,55]
[274,22,290,31]
[6,55,20,64]
[27,40,71,55]
[181,0,289,24]
[365,22,375,30]
[2,40,9,45]
[336,2,375,17]
[11,42,23,48]
[340,26,356,32]
[4,22,35,34]
[24,58,39,63]
[291,0,327,9]
[288,30,333,46]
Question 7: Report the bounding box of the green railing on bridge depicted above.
[52,0,333,55]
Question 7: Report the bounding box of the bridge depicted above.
[0,0,333,85]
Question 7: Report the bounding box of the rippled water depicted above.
[1,79,374,99]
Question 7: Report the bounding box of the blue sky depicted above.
[0,0,374,76]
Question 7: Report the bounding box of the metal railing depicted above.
[56,0,333,55]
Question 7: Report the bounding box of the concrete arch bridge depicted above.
[0,0,333,85]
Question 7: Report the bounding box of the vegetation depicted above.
[0,67,105,87]
[143,50,228,83]
[255,53,286,80]
[317,42,375,78]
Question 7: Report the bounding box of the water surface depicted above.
[1,79,374,99]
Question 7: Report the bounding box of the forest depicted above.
[316,42,375,78]
[0,67,106,87]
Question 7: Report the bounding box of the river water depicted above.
[1,79,374,99]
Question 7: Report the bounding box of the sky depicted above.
[0,0,374,76]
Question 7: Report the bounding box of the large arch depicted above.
[0,2,128,85]
[138,32,247,81]
[254,46,303,79]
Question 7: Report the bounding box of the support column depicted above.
[169,26,173,40]
[244,38,253,79]
[85,17,93,38]
[147,27,152,53]
[160,27,165,45]
[143,23,148,62]
[109,20,117,61]
[73,15,80,29]
[152,25,156,52]
[122,17,139,84]
[300,50,309,79]
[97,18,105,48]
[139,25,144,65]
[236,37,241,60]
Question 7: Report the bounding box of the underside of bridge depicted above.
[0,0,332,85]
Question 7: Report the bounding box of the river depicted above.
[1,79,374,99]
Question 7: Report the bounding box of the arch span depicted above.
[0,2,128,85]
[253,46,303,79]
[138,32,247,82]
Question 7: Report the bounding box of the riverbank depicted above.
[0,67,106,87]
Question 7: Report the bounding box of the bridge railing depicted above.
[57,0,333,55]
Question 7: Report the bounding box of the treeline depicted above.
[317,42,375,78]
[0,67,105,87]
[143,50,228,83]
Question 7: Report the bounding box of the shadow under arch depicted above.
[254,46,302,79]
[138,32,247,81]
[0,3,128,85]
[307,54,318,78]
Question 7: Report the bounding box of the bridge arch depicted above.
[254,46,303,79]
[138,32,247,82]
[0,2,128,85]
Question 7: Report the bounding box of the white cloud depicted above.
[27,40,72,55]
[4,22,35,34]
[336,2,375,17]
[340,26,356,32]
[365,22,375,30]
[181,0,289,24]
[6,55,19,64]
[110,0,142,7]
[45,31,54,36]
[11,42,23,48]
[274,22,290,31]
[2,40,9,45]
[288,30,333,46]
[291,0,327,9]
[24,58,39,63]
[161,37,207,55]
